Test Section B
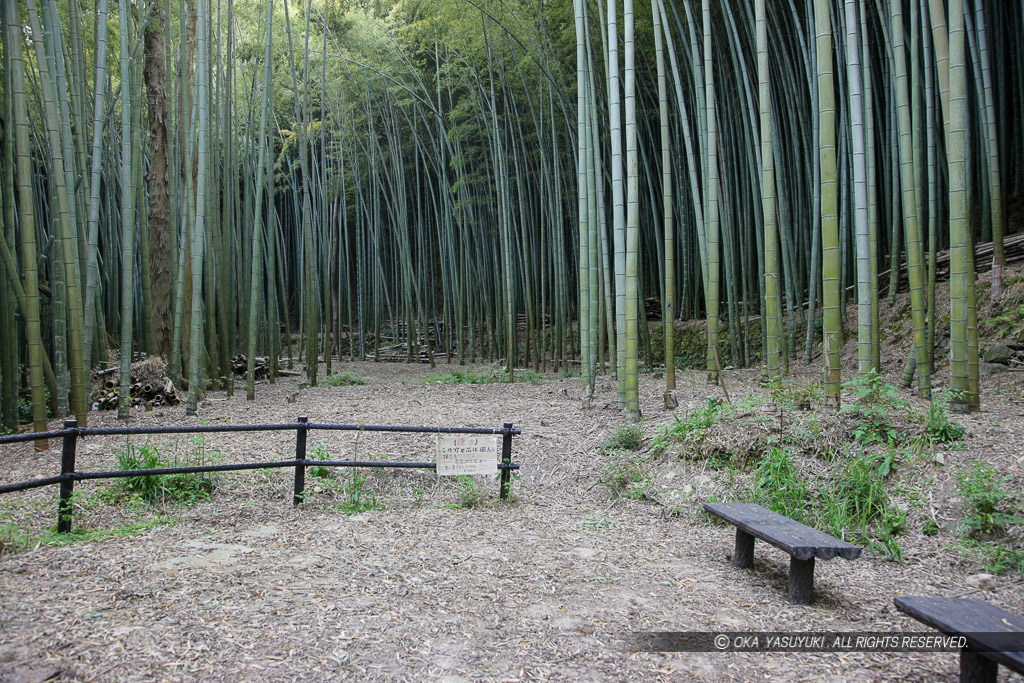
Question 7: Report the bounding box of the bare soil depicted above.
[2,279,1024,681]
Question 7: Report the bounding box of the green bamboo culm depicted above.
[573,0,593,406]
[26,0,88,425]
[892,0,931,397]
[703,0,721,387]
[607,0,627,409]
[845,0,871,375]
[187,0,211,415]
[117,0,137,419]
[815,0,841,410]
[758,0,780,381]
[83,0,109,377]
[947,0,976,413]
[246,0,274,401]
[652,0,676,409]
[624,0,640,420]
[5,0,49,448]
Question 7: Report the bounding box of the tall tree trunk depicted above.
[144,0,173,358]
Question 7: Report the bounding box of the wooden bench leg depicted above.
[788,556,815,604]
[959,648,997,683]
[734,529,755,569]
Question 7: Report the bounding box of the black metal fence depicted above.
[0,417,521,533]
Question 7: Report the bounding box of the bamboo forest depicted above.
[1,0,1024,679]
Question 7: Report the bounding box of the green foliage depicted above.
[960,541,1024,578]
[411,487,425,507]
[650,321,761,369]
[500,473,519,503]
[957,461,1021,538]
[513,369,548,383]
[752,447,807,522]
[328,472,381,515]
[1,515,173,557]
[983,303,1024,342]
[600,453,650,500]
[925,397,966,443]
[455,475,484,508]
[922,519,939,536]
[834,454,890,525]
[658,398,723,448]
[324,371,368,386]
[308,444,333,479]
[420,363,547,385]
[817,450,905,561]
[116,439,215,506]
[18,388,52,424]
[117,442,163,502]
[600,425,643,454]
[841,371,907,445]
[767,377,822,409]
[421,369,496,385]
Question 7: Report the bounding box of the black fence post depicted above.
[499,422,513,500]
[293,416,308,506]
[57,419,78,533]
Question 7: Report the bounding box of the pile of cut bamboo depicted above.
[94,377,181,410]
[231,354,270,379]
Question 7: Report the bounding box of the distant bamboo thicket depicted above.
[1,0,1021,443]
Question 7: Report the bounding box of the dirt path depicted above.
[1,361,1022,682]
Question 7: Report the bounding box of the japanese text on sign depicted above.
[436,435,499,476]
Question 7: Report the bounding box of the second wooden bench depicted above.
[703,502,862,604]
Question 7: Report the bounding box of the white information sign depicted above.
[436,435,499,476]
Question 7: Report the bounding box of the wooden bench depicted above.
[895,596,1024,683]
[703,502,861,604]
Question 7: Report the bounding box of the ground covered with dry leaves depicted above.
[1,355,1023,682]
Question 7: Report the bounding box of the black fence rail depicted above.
[0,417,521,533]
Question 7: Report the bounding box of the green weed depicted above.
[420,363,547,385]
[958,461,1021,538]
[308,444,334,479]
[925,396,966,443]
[328,472,381,515]
[456,475,484,508]
[659,398,723,448]
[983,303,1024,342]
[600,425,643,454]
[1,514,173,556]
[115,439,215,506]
[817,449,904,561]
[600,453,650,500]
[324,371,368,386]
[411,487,425,507]
[752,447,807,522]
[841,371,907,445]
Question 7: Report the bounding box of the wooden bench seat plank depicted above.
[895,596,1024,675]
[704,503,862,561]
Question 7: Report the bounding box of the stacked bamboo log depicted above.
[231,354,270,379]
[94,378,181,410]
